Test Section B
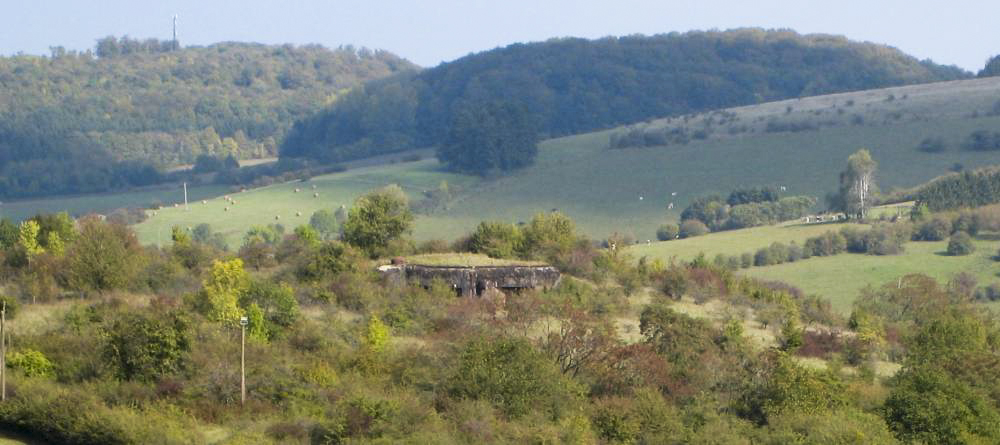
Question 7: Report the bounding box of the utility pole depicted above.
[183,182,189,211]
[2,301,6,402]
[239,316,247,405]
[172,15,179,50]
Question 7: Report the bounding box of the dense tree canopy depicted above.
[979,55,1000,78]
[0,37,415,198]
[437,101,538,175]
[282,29,968,165]
[342,185,413,257]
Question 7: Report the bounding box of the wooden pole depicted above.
[2,301,6,402]
[240,323,245,405]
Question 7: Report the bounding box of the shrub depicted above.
[916,137,947,153]
[946,231,975,256]
[754,247,774,267]
[974,283,1000,302]
[952,210,981,236]
[678,219,709,238]
[7,349,55,378]
[449,337,578,418]
[656,223,679,241]
[740,252,754,268]
[884,367,1000,444]
[786,243,803,262]
[101,310,191,381]
[468,221,523,258]
[913,217,951,241]
[803,231,846,257]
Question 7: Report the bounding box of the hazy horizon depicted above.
[1,0,995,71]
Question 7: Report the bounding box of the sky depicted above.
[0,0,995,72]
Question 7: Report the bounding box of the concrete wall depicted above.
[377,264,560,297]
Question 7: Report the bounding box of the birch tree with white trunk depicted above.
[841,149,877,219]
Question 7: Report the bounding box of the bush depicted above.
[7,349,55,378]
[468,221,524,258]
[656,223,679,241]
[803,231,846,257]
[101,310,191,382]
[740,252,754,268]
[946,231,975,256]
[974,283,1000,302]
[449,337,579,418]
[916,137,947,153]
[678,219,709,238]
[913,217,951,241]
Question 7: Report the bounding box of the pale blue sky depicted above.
[1,0,995,71]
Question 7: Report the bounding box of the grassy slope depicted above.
[120,75,1000,246]
[745,236,1000,314]
[403,253,546,267]
[628,220,863,261]
[627,214,999,315]
[133,160,477,247]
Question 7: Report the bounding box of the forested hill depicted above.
[282,29,970,164]
[0,37,416,198]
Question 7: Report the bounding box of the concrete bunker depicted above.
[378,260,561,297]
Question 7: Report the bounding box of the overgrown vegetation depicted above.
[0,187,998,443]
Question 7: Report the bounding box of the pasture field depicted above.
[745,236,1000,314]
[133,159,476,247]
[627,220,863,262]
[0,184,229,223]
[131,76,1000,247]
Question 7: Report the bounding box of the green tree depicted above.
[437,101,538,175]
[979,55,1000,78]
[240,280,300,339]
[292,225,320,248]
[295,240,362,282]
[17,220,43,256]
[449,336,575,418]
[66,219,143,294]
[342,185,413,257]
[194,258,249,324]
[883,366,1000,444]
[838,149,878,219]
[946,231,975,256]
[521,211,577,260]
[468,221,524,259]
[656,223,679,241]
[101,310,191,381]
[309,209,340,240]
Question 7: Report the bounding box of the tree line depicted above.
[915,166,1000,211]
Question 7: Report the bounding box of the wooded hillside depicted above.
[282,29,970,165]
[0,37,415,198]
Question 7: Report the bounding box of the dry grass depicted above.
[403,253,546,267]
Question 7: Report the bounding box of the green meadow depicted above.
[745,236,1000,314]
[130,76,1000,248]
